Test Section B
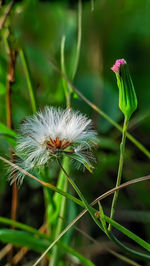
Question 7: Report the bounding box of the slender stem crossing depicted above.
[108,118,128,231]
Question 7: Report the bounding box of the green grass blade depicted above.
[105,216,150,252]
[98,201,108,235]
[0,122,17,147]
[19,48,37,113]
[50,157,69,266]
[0,228,94,265]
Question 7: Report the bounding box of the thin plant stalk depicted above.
[0,0,14,31]
[57,158,103,230]
[71,0,82,80]
[91,0,95,11]
[19,49,37,113]
[108,118,128,231]
[60,0,82,106]
[61,35,71,108]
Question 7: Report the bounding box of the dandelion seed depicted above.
[11,107,97,185]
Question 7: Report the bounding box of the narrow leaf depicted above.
[98,201,108,235]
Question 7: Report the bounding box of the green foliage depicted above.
[0,0,150,265]
[0,122,17,147]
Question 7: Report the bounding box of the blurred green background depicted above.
[0,0,150,265]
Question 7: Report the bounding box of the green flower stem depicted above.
[19,49,37,113]
[108,118,128,232]
[57,158,103,230]
[50,158,69,266]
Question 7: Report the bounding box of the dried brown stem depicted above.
[0,244,12,261]
[6,44,18,264]
[7,49,18,223]
[6,48,18,222]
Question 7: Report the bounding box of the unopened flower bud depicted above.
[111,59,137,121]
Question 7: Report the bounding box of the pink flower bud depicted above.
[111,59,137,120]
[111,59,126,74]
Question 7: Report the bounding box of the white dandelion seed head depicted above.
[12,106,97,184]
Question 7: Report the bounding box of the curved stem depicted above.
[57,158,103,230]
[0,1,14,31]
[108,118,128,231]
[71,0,82,80]
[108,233,150,261]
